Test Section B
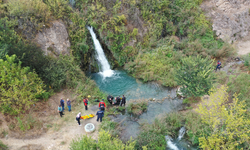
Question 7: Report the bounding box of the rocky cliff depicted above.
[35,21,71,57]
[201,0,250,42]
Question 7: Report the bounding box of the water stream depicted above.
[88,26,195,150]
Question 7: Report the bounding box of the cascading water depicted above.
[178,127,186,141]
[87,26,114,78]
[165,136,179,150]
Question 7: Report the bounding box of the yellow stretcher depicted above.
[80,114,95,119]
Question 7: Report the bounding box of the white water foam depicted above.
[165,136,179,150]
[178,127,186,141]
[87,26,114,78]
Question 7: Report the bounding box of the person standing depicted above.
[216,60,221,71]
[99,99,106,111]
[121,95,126,106]
[76,112,82,126]
[60,98,65,112]
[83,98,88,110]
[67,98,71,112]
[58,105,64,117]
[96,108,104,122]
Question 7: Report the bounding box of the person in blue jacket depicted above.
[96,108,104,122]
[60,98,65,112]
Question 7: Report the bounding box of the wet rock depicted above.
[35,21,70,57]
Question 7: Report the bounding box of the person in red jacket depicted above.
[83,98,88,110]
[99,99,106,111]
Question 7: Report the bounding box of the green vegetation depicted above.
[228,73,250,115]
[0,141,8,150]
[175,55,215,97]
[127,101,148,116]
[70,130,136,150]
[0,55,45,115]
[1,0,249,148]
[197,85,250,149]
[135,112,210,149]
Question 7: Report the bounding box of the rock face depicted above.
[201,0,250,42]
[35,21,70,56]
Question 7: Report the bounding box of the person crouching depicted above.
[76,112,82,126]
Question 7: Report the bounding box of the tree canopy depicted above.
[197,85,250,149]
[175,55,215,97]
[0,55,45,115]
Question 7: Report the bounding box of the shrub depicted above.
[7,0,50,29]
[135,111,210,149]
[0,55,45,115]
[127,101,148,116]
[228,73,250,111]
[175,55,215,97]
[70,130,136,150]
[197,85,250,149]
[0,141,8,150]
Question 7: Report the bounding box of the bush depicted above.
[70,130,136,150]
[0,55,45,115]
[7,0,51,29]
[175,55,215,97]
[127,101,148,116]
[135,111,208,149]
[0,141,8,150]
[197,85,250,149]
[228,73,250,111]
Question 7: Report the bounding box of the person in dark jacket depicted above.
[216,60,221,71]
[113,97,121,105]
[60,98,65,112]
[121,95,126,106]
[67,98,71,112]
[76,112,82,126]
[96,108,104,122]
[107,95,113,105]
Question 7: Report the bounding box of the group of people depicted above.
[58,95,126,126]
[107,95,126,106]
[58,98,71,117]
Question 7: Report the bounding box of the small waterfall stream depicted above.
[87,26,114,78]
[178,127,186,141]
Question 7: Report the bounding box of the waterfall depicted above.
[178,127,186,140]
[165,136,179,150]
[69,0,75,7]
[87,26,114,78]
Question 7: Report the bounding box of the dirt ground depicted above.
[236,35,250,56]
[0,90,101,150]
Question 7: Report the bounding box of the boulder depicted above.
[35,21,71,57]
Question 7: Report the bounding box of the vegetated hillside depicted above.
[0,0,234,87]
[74,0,235,86]
[1,0,250,150]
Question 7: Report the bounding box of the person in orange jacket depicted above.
[99,99,106,111]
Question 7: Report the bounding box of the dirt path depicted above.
[0,90,101,150]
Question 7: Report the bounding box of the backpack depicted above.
[100,103,104,107]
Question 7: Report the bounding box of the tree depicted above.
[0,55,45,115]
[175,55,214,97]
[196,85,250,149]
